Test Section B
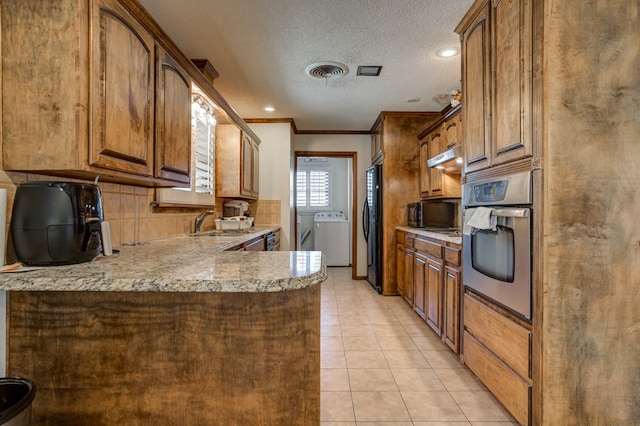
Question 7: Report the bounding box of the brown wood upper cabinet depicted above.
[216,125,260,200]
[456,0,533,173]
[154,46,192,184]
[1,0,192,187]
[418,106,462,199]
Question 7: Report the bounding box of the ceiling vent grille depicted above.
[305,62,349,79]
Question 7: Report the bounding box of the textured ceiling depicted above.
[139,0,473,131]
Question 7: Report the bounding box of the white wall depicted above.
[248,122,294,250]
[295,134,370,278]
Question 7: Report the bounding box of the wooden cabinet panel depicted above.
[464,331,531,426]
[444,114,462,149]
[375,113,440,295]
[404,248,415,306]
[457,0,533,172]
[492,0,532,166]
[396,242,406,300]
[425,257,443,335]
[244,236,265,251]
[443,265,460,352]
[90,0,155,176]
[414,237,442,259]
[419,141,430,198]
[413,252,427,320]
[463,294,531,380]
[460,2,491,173]
[216,125,259,200]
[418,107,462,199]
[154,45,192,184]
[2,0,194,187]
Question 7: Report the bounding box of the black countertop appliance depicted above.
[11,181,105,265]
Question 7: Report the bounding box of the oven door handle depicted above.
[491,208,529,218]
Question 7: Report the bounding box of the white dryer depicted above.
[313,211,351,267]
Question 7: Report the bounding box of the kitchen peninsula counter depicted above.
[0,226,324,292]
[1,228,325,425]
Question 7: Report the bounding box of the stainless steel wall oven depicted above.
[462,171,532,320]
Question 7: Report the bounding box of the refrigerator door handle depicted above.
[362,198,369,242]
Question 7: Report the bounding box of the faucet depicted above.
[194,210,216,233]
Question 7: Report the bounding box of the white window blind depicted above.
[155,84,216,206]
[297,168,331,210]
[191,95,215,194]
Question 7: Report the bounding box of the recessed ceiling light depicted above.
[436,47,460,58]
[406,97,421,103]
[263,106,277,112]
[356,65,382,76]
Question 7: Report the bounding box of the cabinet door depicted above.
[444,114,462,149]
[443,264,460,353]
[425,257,443,335]
[396,243,406,299]
[413,252,427,320]
[404,248,415,306]
[155,46,192,184]
[240,133,253,196]
[371,124,382,162]
[90,0,155,176]
[461,2,491,173]
[251,139,260,197]
[241,133,253,197]
[428,133,444,197]
[245,237,265,251]
[419,141,430,198]
[491,0,532,166]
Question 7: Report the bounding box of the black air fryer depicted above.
[11,181,105,265]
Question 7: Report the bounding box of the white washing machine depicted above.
[313,211,351,267]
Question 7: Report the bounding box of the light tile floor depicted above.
[321,267,518,425]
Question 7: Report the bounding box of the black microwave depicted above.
[408,201,455,228]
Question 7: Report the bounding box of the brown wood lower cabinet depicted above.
[244,236,266,251]
[395,229,461,355]
[226,233,273,252]
[462,292,532,425]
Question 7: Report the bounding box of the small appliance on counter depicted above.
[408,200,456,229]
[10,181,108,266]
[223,200,251,218]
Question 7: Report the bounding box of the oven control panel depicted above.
[474,180,508,203]
[462,171,532,207]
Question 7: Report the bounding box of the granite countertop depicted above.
[0,226,326,293]
[396,226,462,244]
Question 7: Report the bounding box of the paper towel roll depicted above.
[0,189,6,266]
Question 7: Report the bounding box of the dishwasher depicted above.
[265,232,277,251]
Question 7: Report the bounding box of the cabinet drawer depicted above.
[443,245,461,266]
[463,294,531,379]
[414,237,442,258]
[396,231,407,245]
[463,331,531,426]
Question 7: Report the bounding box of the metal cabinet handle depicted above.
[490,208,529,218]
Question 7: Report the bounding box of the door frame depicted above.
[294,151,358,280]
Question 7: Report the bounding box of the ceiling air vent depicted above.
[305,62,349,79]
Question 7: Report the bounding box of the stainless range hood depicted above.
[427,145,463,173]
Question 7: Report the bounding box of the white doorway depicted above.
[295,151,357,279]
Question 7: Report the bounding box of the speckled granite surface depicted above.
[396,226,462,244]
[0,226,326,292]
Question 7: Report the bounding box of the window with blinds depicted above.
[191,94,215,194]
[155,84,216,206]
[296,168,331,210]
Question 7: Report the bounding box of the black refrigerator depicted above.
[363,164,382,293]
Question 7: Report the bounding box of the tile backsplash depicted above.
[0,171,281,257]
